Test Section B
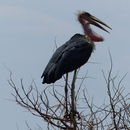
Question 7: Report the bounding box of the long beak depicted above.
[90,15,112,33]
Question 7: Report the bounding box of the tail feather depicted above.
[42,64,62,84]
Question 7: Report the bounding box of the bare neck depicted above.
[82,23,104,42]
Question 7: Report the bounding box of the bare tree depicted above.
[9,55,130,130]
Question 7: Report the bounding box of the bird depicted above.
[41,11,111,84]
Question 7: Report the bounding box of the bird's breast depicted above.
[84,35,95,52]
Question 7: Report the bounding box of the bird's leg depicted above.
[65,73,68,115]
[71,70,77,114]
[70,69,77,128]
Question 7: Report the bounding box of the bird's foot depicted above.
[70,109,81,119]
[64,109,81,120]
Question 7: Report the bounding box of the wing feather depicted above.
[41,34,94,83]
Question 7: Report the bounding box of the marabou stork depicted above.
[41,11,111,84]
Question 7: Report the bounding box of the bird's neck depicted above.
[82,24,104,42]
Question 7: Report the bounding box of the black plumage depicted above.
[41,34,94,84]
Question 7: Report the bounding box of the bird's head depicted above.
[78,11,112,42]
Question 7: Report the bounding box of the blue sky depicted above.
[0,0,130,129]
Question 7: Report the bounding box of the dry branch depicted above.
[9,55,130,130]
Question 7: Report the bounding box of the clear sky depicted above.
[0,0,130,129]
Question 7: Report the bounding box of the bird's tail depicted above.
[41,64,61,84]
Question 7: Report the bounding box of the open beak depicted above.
[89,15,112,33]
